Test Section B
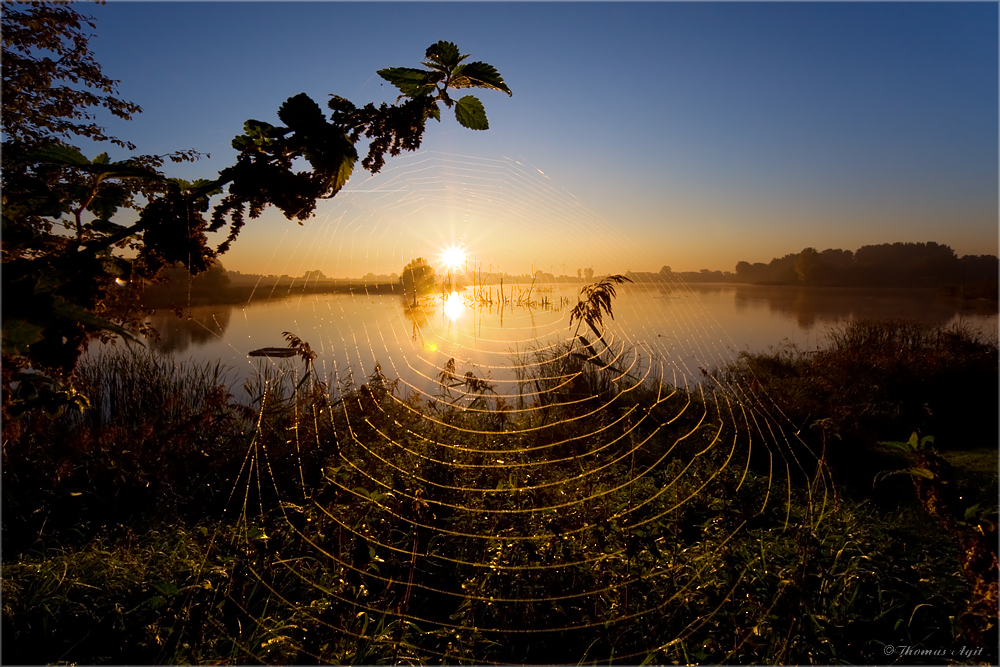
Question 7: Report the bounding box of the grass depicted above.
[2,319,997,664]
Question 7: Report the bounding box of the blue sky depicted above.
[83,1,998,275]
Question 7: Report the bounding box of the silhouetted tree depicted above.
[401,258,437,306]
[794,247,824,284]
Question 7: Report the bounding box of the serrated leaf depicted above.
[96,163,162,181]
[247,526,268,541]
[27,144,89,166]
[153,581,180,596]
[100,256,131,278]
[877,440,916,453]
[424,41,464,68]
[378,67,438,97]
[330,155,355,194]
[49,296,140,344]
[86,185,128,222]
[454,95,488,130]
[277,93,326,133]
[451,61,512,96]
[328,95,357,114]
[93,152,110,165]
[1,319,45,355]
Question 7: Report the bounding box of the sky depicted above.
[79,1,998,276]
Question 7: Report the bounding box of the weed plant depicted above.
[2,321,997,664]
[723,319,998,494]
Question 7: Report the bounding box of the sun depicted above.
[441,246,466,271]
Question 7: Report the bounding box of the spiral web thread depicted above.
[169,151,833,663]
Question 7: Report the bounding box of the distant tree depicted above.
[303,269,328,281]
[854,242,959,286]
[819,248,854,269]
[794,247,824,284]
[401,258,437,306]
[584,267,595,281]
[534,270,555,283]
[2,0,511,415]
[577,268,582,279]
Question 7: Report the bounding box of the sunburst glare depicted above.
[441,245,466,271]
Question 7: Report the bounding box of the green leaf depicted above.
[424,41,465,68]
[99,256,131,278]
[233,119,284,151]
[454,95,488,130]
[331,155,355,194]
[451,61,512,96]
[97,162,162,181]
[153,581,180,596]
[877,439,916,453]
[86,186,128,222]
[378,67,438,97]
[27,144,89,166]
[49,296,140,344]
[93,152,110,165]
[247,526,268,541]
[277,93,326,133]
[2,319,45,355]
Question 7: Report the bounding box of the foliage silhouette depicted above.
[569,274,634,340]
[401,257,438,307]
[2,2,510,416]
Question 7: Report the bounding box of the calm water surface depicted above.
[94,283,998,398]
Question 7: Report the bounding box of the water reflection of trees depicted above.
[147,306,233,354]
[401,300,435,341]
[732,285,984,330]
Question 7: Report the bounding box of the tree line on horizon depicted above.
[140,240,997,309]
[625,242,997,297]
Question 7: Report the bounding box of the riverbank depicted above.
[139,277,402,309]
[2,319,996,664]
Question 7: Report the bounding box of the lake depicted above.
[95,283,998,399]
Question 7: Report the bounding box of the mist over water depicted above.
[93,283,998,398]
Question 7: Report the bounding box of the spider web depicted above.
[158,151,833,663]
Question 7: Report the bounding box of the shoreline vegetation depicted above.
[2,318,997,664]
[139,241,998,310]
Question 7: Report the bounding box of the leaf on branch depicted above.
[1,319,45,355]
[454,95,488,130]
[277,93,326,133]
[49,296,140,344]
[26,144,90,166]
[377,67,439,97]
[451,61,512,96]
[424,41,465,69]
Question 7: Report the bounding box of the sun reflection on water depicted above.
[444,291,464,321]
